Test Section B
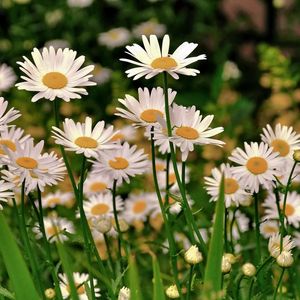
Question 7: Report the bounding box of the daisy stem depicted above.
[150,128,182,297]
[19,182,45,298]
[230,208,238,253]
[104,233,115,277]
[36,188,64,300]
[224,208,229,253]
[162,71,207,256]
[274,187,285,252]
[186,264,194,300]
[273,268,285,300]
[253,193,261,263]
[235,274,244,299]
[165,152,171,206]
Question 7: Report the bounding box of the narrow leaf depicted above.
[128,256,143,300]
[151,254,166,300]
[0,286,15,299]
[0,212,40,300]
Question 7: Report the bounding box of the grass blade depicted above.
[128,256,143,300]
[151,254,166,300]
[0,212,40,300]
[0,286,15,299]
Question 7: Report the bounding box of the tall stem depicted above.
[165,153,171,206]
[162,72,207,256]
[186,265,194,300]
[273,268,285,300]
[254,193,261,263]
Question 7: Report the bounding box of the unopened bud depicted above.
[92,216,112,234]
[242,263,256,277]
[276,251,294,267]
[112,218,129,232]
[165,284,180,299]
[45,288,55,299]
[293,149,300,162]
[118,286,130,300]
[224,253,236,264]
[184,245,203,265]
[222,256,232,273]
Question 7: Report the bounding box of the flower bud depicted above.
[224,253,237,264]
[92,216,112,234]
[165,285,180,299]
[184,245,203,265]
[45,288,55,299]
[293,149,300,162]
[276,251,294,267]
[118,286,130,300]
[242,263,256,277]
[112,218,129,232]
[222,256,232,274]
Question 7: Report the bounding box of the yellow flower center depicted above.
[47,197,61,206]
[0,139,16,155]
[155,163,165,172]
[224,178,239,194]
[110,133,125,142]
[140,109,163,123]
[246,157,268,175]
[46,226,60,237]
[280,203,295,217]
[151,57,177,70]
[175,126,199,140]
[90,182,107,193]
[91,203,110,215]
[42,72,68,89]
[271,139,290,157]
[16,156,38,169]
[169,173,176,185]
[133,200,147,214]
[67,283,85,295]
[74,137,98,148]
[263,225,278,234]
[109,157,129,170]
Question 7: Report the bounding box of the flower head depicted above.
[276,250,294,267]
[0,64,17,93]
[118,286,130,300]
[184,245,203,264]
[98,28,131,49]
[0,97,21,130]
[268,233,294,258]
[0,180,14,209]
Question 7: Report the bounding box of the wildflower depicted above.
[165,284,180,299]
[83,173,113,196]
[16,47,96,102]
[132,20,166,38]
[44,288,55,299]
[90,216,112,234]
[52,117,117,158]
[0,180,14,209]
[276,251,294,267]
[41,191,74,208]
[224,253,237,264]
[121,34,206,80]
[268,233,294,258]
[0,64,16,93]
[260,220,279,239]
[0,97,20,130]
[92,64,112,84]
[118,286,130,300]
[242,263,256,277]
[221,255,232,273]
[222,61,241,81]
[184,245,203,264]
[98,28,131,49]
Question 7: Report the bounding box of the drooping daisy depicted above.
[171,104,224,161]
[91,142,149,185]
[3,139,66,194]
[268,233,294,258]
[59,272,100,300]
[83,173,113,197]
[83,193,123,219]
[0,180,14,209]
[263,191,300,228]
[204,163,251,207]
[16,47,96,102]
[67,0,94,8]
[132,20,166,38]
[0,97,21,130]
[115,87,176,128]
[52,116,118,158]
[229,142,283,193]
[260,220,279,239]
[98,28,131,49]
[33,216,74,243]
[0,64,17,93]
[261,123,300,159]
[122,192,157,224]
[0,126,31,156]
[41,191,74,208]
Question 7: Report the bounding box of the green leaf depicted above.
[203,175,225,298]
[0,286,15,299]
[128,256,143,300]
[0,212,40,300]
[151,254,166,300]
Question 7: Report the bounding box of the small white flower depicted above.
[165,284,179,299]
[98,28,131,49]
[132,20,166,38]
[83,173,113,196]
[184,245,203,264]
[0,64,17,93]
[268,233,294,258]
[118,286,130,300]
[0,180,14,209]
[41,191,74,208]
[260,220,279,239]
[222,61,241,81]
[242,263,256,277]
[0,97,21,130]
[91,64,112,84]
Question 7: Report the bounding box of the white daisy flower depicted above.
[0,180,14,209]
[268,233,294,258]
[261,123,300,158]
[41,191,74,208]
[204,163,251,207]
[91,64,112,84]
[83,193,123,219]
[59,272,100,300]
[98,27,131,49]
[33,216,74,243]
[229,142,284,193]
[115,87,176,128]
[52,116,117,158]
[120,34,206,80]
[0,97,21,130]
[16,47,96,102]
[91,142,149,185]
[0,126,31,156]
[276,158,300,185]
[260,220,279,239]
[122,192,157,224]
[262,191,300,228]
[171,104,224,161]
[83,173,113,196]
[0,64,17,93]
[132,20,166,38]
[3,139,66,194]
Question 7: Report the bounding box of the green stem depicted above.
[253,193,261,263]
[230,208,237,253]
[274,187,285,252]
[165,153,171,206]
[186,265,194,300]
[224,208,229,253]
[103,233,115,277]
[273,268,285,300]
[150,129,182,298]
[235,274,244,299]
[162,72,207,256]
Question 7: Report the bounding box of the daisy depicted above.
[3,139,66,194]
[0,126,31,156]
[276,158,300,185]
[0,97,21,130]
[67,0,94,8]
[260,220,279,239]
[91,64,112,84]
[263,191,300,228]
[171,104,224,161]
[91,142,149,185]
[41,191,74,208]
[59,272,100,300]
[16,47,96,102]
[98,28,131,49]
[33,216,74,243]
[132,20,166,38]
[115,87,176,128]
[83,173,113,196]
[122,192,157,224]
[52,116,117,158]
[261,123,300,158]
[109,125,137,143]
[229,142,283,193]
[0,180,14,209]
[268,233,294,258]
[83,193,123,219]
[0,64,17,93]
[204,163,251,207]
[120,34,206,80]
